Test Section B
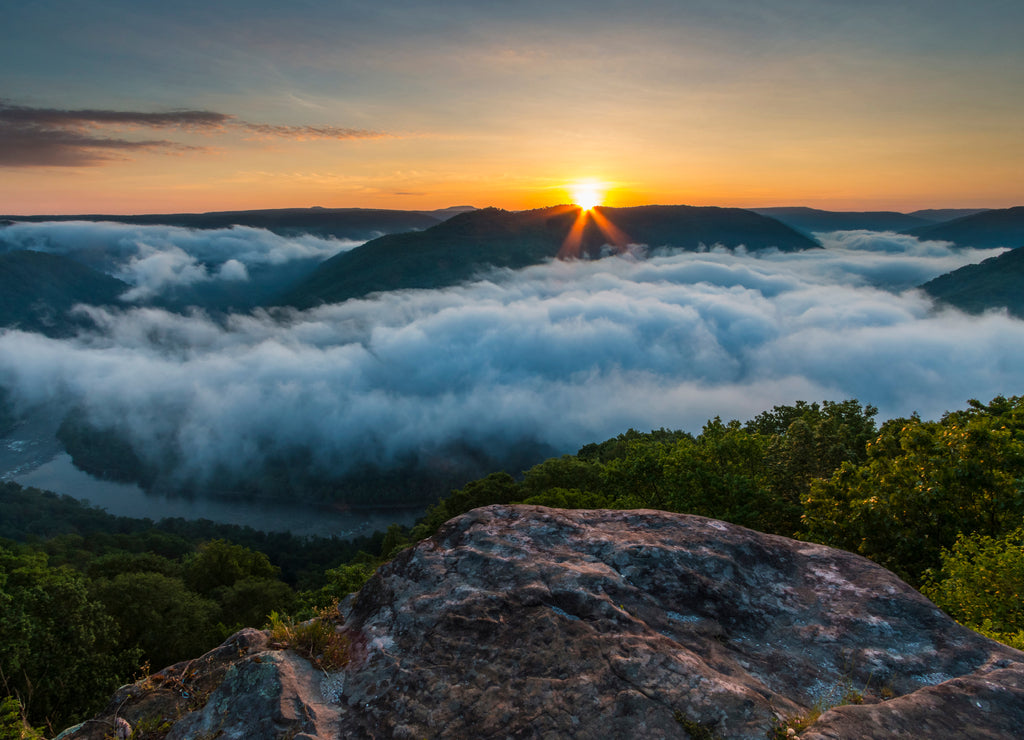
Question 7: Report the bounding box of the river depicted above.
[2,411,423,539]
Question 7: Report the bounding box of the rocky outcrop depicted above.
[61,506,1024,739]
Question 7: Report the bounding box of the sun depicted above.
[570,182,605,211]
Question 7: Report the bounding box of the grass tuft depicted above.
[267,601,350,672]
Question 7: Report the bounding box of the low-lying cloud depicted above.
[0,221,359,301]
[0,230,1019,500]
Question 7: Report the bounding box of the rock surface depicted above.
[61,506,1024,739]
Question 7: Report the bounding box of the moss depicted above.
[673,710,721,740]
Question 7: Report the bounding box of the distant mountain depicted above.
[920,246,1024,317]
[0,250,128,336]
[907,208,988,223]
[277,204,819,308]
[0,207,443,241]
[906,206,1024,248]
[751,207,931,235]
[426,205,478,220]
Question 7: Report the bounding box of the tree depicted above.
[184,540,279,595]
[0,546,138,732]
[754,400,878,536]
[410,472,519,539]
[803,396,1024,584]
[662,419,775,530]
[921,527,1024,649]
[217,576,297,634]
[0,696,43,740]
[89,571,220,670]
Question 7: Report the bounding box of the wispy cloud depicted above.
[0,100,387,167]
[237,122,386,141]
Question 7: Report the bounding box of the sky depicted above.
[2,0,1022,214]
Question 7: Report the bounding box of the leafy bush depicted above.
[921,527,1024,649]
[0,696,44,740]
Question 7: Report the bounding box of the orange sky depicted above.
[2,2,1022,215]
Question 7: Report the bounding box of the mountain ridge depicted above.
[279,204,819,308]
[906,205,1024,248]
[921,246,1024,317]
[0,207,445,241]
[751,206,933,234]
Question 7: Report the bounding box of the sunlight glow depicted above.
[571,182,605,211]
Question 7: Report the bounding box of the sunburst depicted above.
[570,182,605,211]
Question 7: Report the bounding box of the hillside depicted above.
[751,206,933,234]
[0,207,443,241]
[907,208,988,222]
[921,246,1024,317]
[279,204,818,308]
[906,205,1024,248]
[0,250,128,336]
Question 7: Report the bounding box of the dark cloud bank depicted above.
[0,100,385,166]
[0,222,1020,503]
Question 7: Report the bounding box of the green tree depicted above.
[519,487,613,509]
[745,400,878,536]
[803,396,1024,584]
[85,551,183,581]
[184,540,279,595]
[410,472,520,539]
[0,546,138,732]
[518,455,605,501]
[661,419,776,530]
[302,552,381,610]
[600,437,676,509]
[0,696,43,740]
[217,576,298,634]
[921,527,1024,649]
[89,571,220,670]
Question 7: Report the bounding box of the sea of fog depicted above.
[1,222,1022,535]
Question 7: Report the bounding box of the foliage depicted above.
[921,527,1024,648]
[88,572,221,670]
[519,487,613,509]
[803,396,1024,584]
[216,576,298,635]
[184,540,280,594]
[673,710,720,739]
[0,697,44,740]
[410,472,519,540]
[0,546,140,732]
[407,400,878,543]
[0,481,381,589]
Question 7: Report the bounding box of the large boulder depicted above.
[61,506,1024,738]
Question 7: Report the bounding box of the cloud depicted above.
[0,100,387,167]
[237,122,388,141]
[0,220,360,301]
[0,229,1021,502]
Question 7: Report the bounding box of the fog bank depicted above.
[0,230,1018,500]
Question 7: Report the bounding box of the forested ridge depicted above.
[3,396,1024,736]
